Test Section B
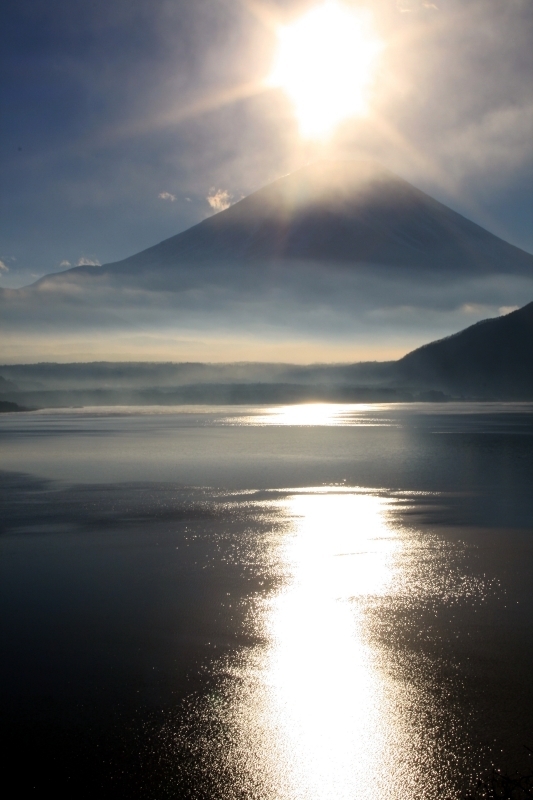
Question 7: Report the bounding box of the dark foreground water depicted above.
[1,403,532,799]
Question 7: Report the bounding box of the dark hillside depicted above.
[396,302,533,398]
[2,303,532,405]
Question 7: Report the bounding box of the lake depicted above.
[1,403,532,799]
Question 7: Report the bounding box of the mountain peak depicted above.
[114,158,531,274]
[244,158,394,209]
[12,159,533,301]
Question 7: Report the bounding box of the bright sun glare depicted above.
[269,2,382,139]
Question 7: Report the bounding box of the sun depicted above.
[268,2,382,140]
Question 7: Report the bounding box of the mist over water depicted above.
[1,404,532,798]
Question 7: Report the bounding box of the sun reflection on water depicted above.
[229,488,420,799]
[267,491,399,797]
[238,403,390,427]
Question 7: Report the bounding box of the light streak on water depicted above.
[218,488,447,799]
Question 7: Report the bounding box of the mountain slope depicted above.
[38,160,533,287]
[395,302,533,398]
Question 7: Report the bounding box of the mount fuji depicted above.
[1,160,532,360]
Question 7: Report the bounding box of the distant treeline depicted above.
[1,302,531,407]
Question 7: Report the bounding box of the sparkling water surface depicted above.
[1,404,532,798]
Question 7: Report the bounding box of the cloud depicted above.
[499,305,519,316]
[158,191,176,202]
[440,103,533,181]
[207,188,232,212]
[76,257,101,267]
[0,260,9,272]
[460,303,487,315]
[59,260,71,267]
[397,0,437,12]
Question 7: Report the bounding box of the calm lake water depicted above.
[1,403,532,799]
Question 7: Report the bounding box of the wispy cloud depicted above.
[158,191,176,202]
[460,303,487,315]
[397,0,438,12]
[499,305,519,316]
[207,188,232,212]
[76,257,101,267]
[0,259,9,272]
[440,103,533,180]
[59,260,71,267]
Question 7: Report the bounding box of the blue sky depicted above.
[1,0,532,290]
